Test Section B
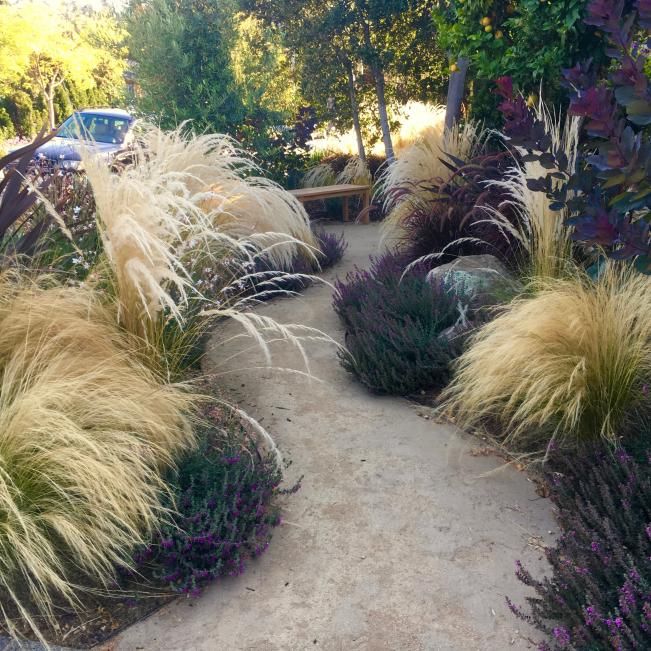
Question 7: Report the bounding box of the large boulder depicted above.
[429,254,519,308]
[432,255,521,342]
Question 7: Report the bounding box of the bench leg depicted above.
[343,196,350,222]
[360,190,370,224]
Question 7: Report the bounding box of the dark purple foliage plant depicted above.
[0,129,57,258]
[390,149,526,270]
[313,228,348,269]
[508,447,651,650]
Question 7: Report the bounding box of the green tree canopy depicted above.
[0,0,128,132]
[126,0,247,133]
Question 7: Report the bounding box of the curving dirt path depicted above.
[113,223,556,651]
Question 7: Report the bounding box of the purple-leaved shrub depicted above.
[508,448,651,650]
[391,150,526,270]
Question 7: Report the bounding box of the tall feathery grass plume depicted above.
[302,161,338,188]
[441,263,651,456]
[81,124,317,363]
[0,276,195,644]
[302,155,371,190]
[484,101,582,279]
[377,119,484,240]
[390,102,447,156]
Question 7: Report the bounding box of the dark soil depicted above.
[0,577,175,650]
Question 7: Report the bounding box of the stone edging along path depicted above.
[112,223,556,651]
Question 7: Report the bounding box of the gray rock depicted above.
[428,254,519,308]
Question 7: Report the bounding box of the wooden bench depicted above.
[289,184,371,224]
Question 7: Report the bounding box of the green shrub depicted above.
[0,107,15,140]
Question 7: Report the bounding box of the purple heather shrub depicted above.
[313,228,348,270]
[132,410,294,596]
[333,250,464,395]
[508,447,651,650]
[243,227,348,302]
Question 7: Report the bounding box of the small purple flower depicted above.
[552,626,571,647]
[584,605,600,626]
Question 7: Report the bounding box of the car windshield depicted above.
[58,113,130,145]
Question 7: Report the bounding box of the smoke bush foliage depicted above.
[333,251,462,395]
[508,448,651,650]
[496,0,651,273]
[132,409,292,596]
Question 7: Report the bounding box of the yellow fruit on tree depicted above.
[450,63,459,73]
[484,24,493,32]
[495,30,504,39]
[481,16,492,26]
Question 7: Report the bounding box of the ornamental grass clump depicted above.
[83,124,319,377]
[132,406,294,596]
[487,102,583,280]
[508,448,651,650]
[333,252,462,395]
[0,277,195,643]
[442,263,651,454]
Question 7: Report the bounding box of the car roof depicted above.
[75,108,133,120]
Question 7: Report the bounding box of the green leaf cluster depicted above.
[433,0,603,122]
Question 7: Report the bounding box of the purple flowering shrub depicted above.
[508,448,651,650]
[333,251,462,395]
[247,228,348,301]
[314,228,348,270]
[132,409,293,596]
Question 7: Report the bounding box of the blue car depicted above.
[34,108,135,171]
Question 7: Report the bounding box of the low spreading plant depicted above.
[333,251,462,394]
[508,447,651,650]
[442,263,651,454]
[132,408,296,596]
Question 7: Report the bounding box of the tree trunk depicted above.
[362,21,394,163]
[444,56,469,131]
[344,59,367,164]
[372,62,394,162]
[45,83,56,131]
